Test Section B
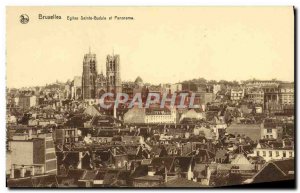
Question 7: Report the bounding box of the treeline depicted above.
[181,77,239,86]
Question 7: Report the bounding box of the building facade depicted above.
[17,95,37,109]
[106,54,122,94]
[248,142,294,162]
[246,88,264,104]
[230,88,245,101]
[278,83,294,105]
[8,132,57,175]
[82,51,122,100]
[82,50,98,99]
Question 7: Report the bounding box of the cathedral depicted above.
[82,49,121,100]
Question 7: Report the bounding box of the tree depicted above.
[219,80,229,85]
[208,80,218,85]
[232,80,239,86]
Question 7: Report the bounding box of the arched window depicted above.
[110,61,113,71]
[90,76,93,85]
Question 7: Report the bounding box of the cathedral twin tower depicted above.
[82,49,121,100]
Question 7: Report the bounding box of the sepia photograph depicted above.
[5,6,295,188]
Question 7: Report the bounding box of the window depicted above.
[276,151,279,157]
[269,151,272,157]
[267,129,272,133]
[46,152,56,160]
[283,151,286,157]
[263,151,266,157]
[256,151,260,156]
[289,152,293,157]
[46,141,54,148]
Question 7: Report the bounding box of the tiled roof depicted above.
[103,170,119,185]
[7,174,58,188]
[173,156,193,172]
[226,123,261,142]
[278,83,294,88]
[130,165,148,179]
[134,175,163,181]
[80,170,98,181]
[62,152,80,168]
[66,169,85,180]
[94,171,106,180]
[249,158,295,183]
[161,177,208,187]
[271,159,294,176]
[151,157,174,172]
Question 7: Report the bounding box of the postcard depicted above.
[6,6,295,188]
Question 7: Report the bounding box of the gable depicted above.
[84,105,101,116]
[253,163,286,183]
[231,154,251,165]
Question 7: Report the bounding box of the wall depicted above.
[10,141,34,165]
[250,148,294,162]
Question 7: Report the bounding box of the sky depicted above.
[6,6,294,88]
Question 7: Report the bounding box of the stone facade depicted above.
[82,51,97,99]
[82,51,122,100]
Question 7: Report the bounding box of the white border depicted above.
[0,1,298,193]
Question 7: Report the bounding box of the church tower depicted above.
[82,49,97,99]
[106,53,122,94]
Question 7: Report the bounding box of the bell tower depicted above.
[106,53,121,94]
[82,48,98,99]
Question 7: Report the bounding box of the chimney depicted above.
[239,145,242,153]
[92,151,96,168]
[41,166,45,174]
[181,144,183,156]
[113,148,117,156]
[205,164,209,175]
[164,166,168,182]
[20,166,26,178]
[31,166,35,176]
[78,151,83,169]
[28,129,32,139]
[148,166,155,176]
[10,164,15,179]
[113,105,117,119]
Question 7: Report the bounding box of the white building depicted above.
[213,84,221,94]
[124,106,177,124]
[145,107,177,124]
[248,142,294,162]
[261,126,279,140]
[180,109,205,122]
[15,95,37,109]
[230,88,245,101]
